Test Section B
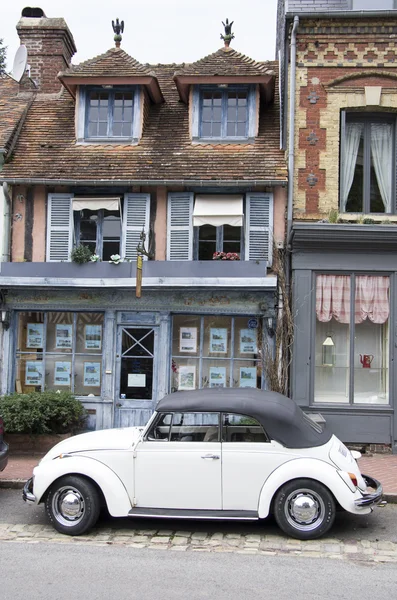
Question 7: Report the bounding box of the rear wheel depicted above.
[274,479,335,540]
[45,475,100,536]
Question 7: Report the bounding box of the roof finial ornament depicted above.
[112,18,124,48]
[221,18,234,48]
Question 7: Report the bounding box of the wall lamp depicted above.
[265,316,276,338]
[1,309,10,330]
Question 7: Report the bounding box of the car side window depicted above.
[222,413,269,443]
[170,413,220,442]
[146,413,172,441]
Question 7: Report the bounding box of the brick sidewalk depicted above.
[1,452,396,497]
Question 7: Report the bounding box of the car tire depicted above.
[45,475,101,536]
[273,478,336,540]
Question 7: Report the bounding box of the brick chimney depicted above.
[16,7,77,93]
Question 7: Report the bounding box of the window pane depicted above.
[147,414,172,440]
[172,315,200,357]
[120,328,154,399]
[15,355,44,392]
[98,122,108,137]
[17,311,44,352]
[75,313,104,354]
[46,355,72,391]
[233,360,260,389]
[212,122,221,137]
[222,413,268,443]
[345,124,364,213]
[202,360,230,388]
[112,122,123,137]
[203,316,231,358]
[88,122,97,137]
[46,313,73,353]
[170,413,220,442]
[236,122,247,137]
[75,356,102,396]
[234,317,259,358]
[370,123,392,213]
[202,122,212,137]
[227,122,236,137]
[171,358,199,393]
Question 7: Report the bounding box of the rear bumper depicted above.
[0,441,9,472]
[355,474,386,508]
[23,477,36,503]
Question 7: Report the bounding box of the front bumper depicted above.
[23,477,36,503]
[355,474,386,508]
[0,441,9,472]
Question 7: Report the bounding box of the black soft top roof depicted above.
[156,389,332,449]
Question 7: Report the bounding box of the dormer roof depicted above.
[58,47,163,103]
[0,75,32,157]
[174,47,275,103]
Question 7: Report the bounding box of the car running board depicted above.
[128,508,259,520]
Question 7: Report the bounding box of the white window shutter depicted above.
[121,194,150,261]
[46,193,73,262]
[167,193,194,260]
[245,193,273,264]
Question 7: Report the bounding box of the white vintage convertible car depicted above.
[23,389,385,539]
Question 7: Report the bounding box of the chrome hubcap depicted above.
[284,488,325,532]
[52,486,85,527]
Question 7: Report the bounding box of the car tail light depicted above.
[348,472,358,487]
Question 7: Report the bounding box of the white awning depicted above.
[193,195,244,227]
[72,197,121,211]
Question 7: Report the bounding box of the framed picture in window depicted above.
[83,362,101,387]
[179,327,198,353]
[209,328,228,354]
[25,361,43,386]
[85,325,102,350]
[178,365,196,391]
[56,324,73,349]
[239,329,257,354]
[239,367,257,388]
[54,361,71,386]
[26,323,44,348]
[209,367,226,388]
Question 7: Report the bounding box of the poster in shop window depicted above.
[179,327,197,353]
[25,361,43,386]
[56,324,73,349]
[239,367,257,388]
[83,362,101,387]
[54,361,71,386]
[209,367,226,388]
[209,328,228,354]
[178,365,196,391]
[26,323,44,348]
[239,329,257,354]
[85,325,102,350]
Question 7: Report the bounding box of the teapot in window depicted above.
[360,354,374,369]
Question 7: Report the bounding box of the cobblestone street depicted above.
[1,522,397,563]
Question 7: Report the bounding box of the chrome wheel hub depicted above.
[284,488,325,532]
[52,486,85,527]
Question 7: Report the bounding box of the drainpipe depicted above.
[287,16,299,247]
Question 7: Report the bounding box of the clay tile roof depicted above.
[0,75,31,154]
[174,47,274,77]
[60,47,154,78]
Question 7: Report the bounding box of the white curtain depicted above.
[341,123,363,211]
[371,123,393,213]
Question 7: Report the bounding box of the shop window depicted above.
[171,315,262,392]
[341,113,395,214]
[314,274,390,405]
[74,208,121,261]
[15,312,104,395]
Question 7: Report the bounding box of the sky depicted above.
[1,0,279,71]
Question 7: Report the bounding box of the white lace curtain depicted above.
[316,275,389,324]
[371,123,393,213]
[341,123,363,211]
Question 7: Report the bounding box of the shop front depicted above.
[2,284,276,430]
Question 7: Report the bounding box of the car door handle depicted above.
[201,454,220,460]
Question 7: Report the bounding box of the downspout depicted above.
[287,16,299,248]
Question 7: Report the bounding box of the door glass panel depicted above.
[170,413,220,442]
[120,328,154,400]
[222,413,268,443]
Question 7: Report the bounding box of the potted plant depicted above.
[212,251,240,261]
[71,245,94,264]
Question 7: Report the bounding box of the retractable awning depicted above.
[193,195,243,227]
[72,197,121,211]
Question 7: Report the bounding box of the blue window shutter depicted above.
[245,193,273,264]
[121,194,150,261]
[46,193,73,262]
[167,193,194,260]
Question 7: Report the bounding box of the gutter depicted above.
[0,178,287,187]
[285,10,397,19]
[287,16,299,245]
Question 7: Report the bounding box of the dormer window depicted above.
[192,85,256,142]
[77,85,142,144]
[200,88,249,139]
[87,89,134,139]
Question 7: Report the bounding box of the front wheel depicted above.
[273,479,336,540]
[45,475,100,536]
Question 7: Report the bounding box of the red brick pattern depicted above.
[359,456,397,495]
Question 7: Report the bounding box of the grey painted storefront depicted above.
[1,265,276,430]
[291,224,397,451]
